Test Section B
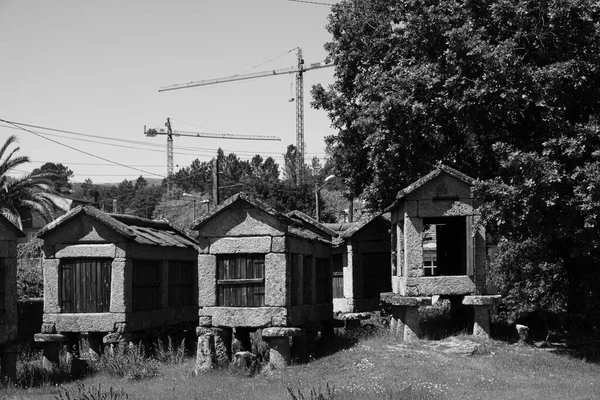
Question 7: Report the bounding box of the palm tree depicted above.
[0,135,60,229]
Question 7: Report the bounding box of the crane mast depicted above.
[158,48,333,185]
[144,118,280,193]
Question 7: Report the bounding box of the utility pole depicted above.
[213,157,220,206]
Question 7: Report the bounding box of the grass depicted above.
[2,326,599,400]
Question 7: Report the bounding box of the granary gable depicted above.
[191,192,301,238]
[285,210,338,242]
[0,214,25,240]
[37,205,197,249]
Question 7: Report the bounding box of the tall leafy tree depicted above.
[0,135,61,228]
[31,162,73,193]
[313,0,600,323]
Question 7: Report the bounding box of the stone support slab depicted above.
[380,293,432,307]
[388,305,420,342]
[472,306,491,337]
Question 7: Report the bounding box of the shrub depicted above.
[288,384,335,400]
[154,336,186,365]
[15,348,71,388]
[17,266,43,300]
[54,383,128,400]
[96,343,158,380]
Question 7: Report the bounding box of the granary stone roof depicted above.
[324,214,390,247]
[0,213,25,238]
[37,206,197,248]
[285,210,339,238]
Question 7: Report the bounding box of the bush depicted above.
[154,336,186,365]
[17,266,43,300]
[54,383,128,400]
[15,348,71,388]
[96,343,158,380]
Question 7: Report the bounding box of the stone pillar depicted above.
[35,333,68,369]
[472,306,491,337]
[380,294,431,342]
[403,306,420,341]
[462,295,502,339]
[195,327,215,374]
[262,327,304,369]
[213,327,231,368]
[1,349,17,381]
[232,328,251,353]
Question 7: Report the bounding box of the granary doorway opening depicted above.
[422,216,472,276]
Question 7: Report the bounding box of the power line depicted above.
[287,0,335,6]
[0,119,165,179]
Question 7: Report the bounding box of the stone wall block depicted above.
[114,243,127,259]
[210,236,271,254]
[265,253,288,307]
[404,216,423,277]
[198,255,217,307]
[55,244,116,259]
[110,260,128,313]
[43,259,60,313]
[271,236,286,253]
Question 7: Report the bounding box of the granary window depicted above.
[315,258,332,304]
[132,259,161,311]
[168,260,195,307]
[303,255,313,305]
[363,252,393,298]
[60,258,112,313]
[332,254,344,299]
[422,216,472,276]
[216,254,265,307]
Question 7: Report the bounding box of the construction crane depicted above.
[144,118,280,192]
[158,47,333,185]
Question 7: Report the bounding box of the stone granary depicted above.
[0,214,24,380]
[35,206,198,366]
[191,193,333,370]
[324,215,391,314]
[382,165,500,341]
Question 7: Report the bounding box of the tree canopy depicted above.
[314,0,600,323]
[0,136,62,228]
[31,162,73,193]
[313,0,600,208]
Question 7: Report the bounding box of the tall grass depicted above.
[94,343,159,380]
[54,383,128,400]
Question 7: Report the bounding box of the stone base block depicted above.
[380,293,432,307]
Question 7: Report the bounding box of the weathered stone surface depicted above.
[209,236,271,254]
[195,331,216,373]
[213,328,231,367]
[103,332,127,344]
[34,333,68,343]
[380,293,432,307]
[198,316,212,327]
[196,207,286,238]
[516,324,530,344]
[42,259,60,313]
[271,316,288,327]
[338,312,371,321]
[271,236,286,253]
[41,323,56,334]
[403,306,421,342]
[55,243,116,258]
[265,253,288,307]
[110,259,128,313]
[416,199,474,218]
[404,216,423,277]
[201,306,287,328]
[44,313,126,333]
[472,306,491,337]
[229,351,258,376]
[267,336,291,369]
[198,254,217,307]
[262,327,304,338]
[406,276,476,296]
[462,295,502,306]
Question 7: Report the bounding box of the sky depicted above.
[0,0,338,183]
